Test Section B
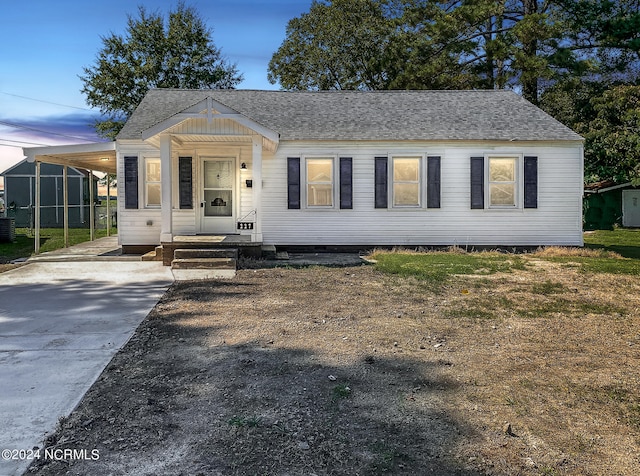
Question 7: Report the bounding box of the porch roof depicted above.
[23,141,117,174]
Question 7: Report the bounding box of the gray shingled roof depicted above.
[117,89,583,142]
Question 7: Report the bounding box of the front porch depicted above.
[134,96,279,247]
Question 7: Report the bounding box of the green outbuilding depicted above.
[584,181,640,230]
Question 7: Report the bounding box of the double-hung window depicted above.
[488,157,517,207]
[392,157,421,207]
[145,158,161,208]
[306,158,334,207]
[471,155,537,210]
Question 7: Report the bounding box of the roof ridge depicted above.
[147,88,515,94]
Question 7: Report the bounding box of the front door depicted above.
[200,157,235,234]
[623,190,640,227]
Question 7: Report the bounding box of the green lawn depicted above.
[0,227,117,263]
[371,228,640,283]
[584,228,640,259]
[369,250,527,288]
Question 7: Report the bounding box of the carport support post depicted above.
[63,165,69,248]
[106,174,111,237]
[34,161,40,254]
[89,169,95,241]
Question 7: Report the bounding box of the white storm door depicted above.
[200,158,236,234]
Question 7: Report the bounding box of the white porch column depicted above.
[251,135,263,242]
[160,134,173,242]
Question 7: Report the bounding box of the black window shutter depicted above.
[178,157,193,209]
[470,156,484,209]
[340,157,353,209]
[124,156,139,209]
[374,157,388,208]
[287,157,301,209]
[524,156,538,209]
[427,156,441,209]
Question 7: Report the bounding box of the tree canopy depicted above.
[81,2,242,139]
[586,85,640,184]
[270,0,558,100]
[268,0,398,90]
[269,0,640,104]
[269,0,640,182]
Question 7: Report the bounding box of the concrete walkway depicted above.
[0,237,174,476]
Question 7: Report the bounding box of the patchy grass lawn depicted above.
[22,230,640,476]
[368,249,527,289]
[26,234,640,476]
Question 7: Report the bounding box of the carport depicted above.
[23,142,116,253]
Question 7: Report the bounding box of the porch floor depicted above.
[173,234,254,244]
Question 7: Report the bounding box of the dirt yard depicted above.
[26,259,640,475]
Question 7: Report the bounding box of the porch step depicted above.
[171,248,237,280]
[174,248,237,260]
[162,236,261,266]
[172,257,236,270]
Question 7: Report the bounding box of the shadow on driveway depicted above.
[0,261,173,476]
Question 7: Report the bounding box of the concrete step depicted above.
[171,257,236,270]
[141,246,163,261]
[171,257,236,280]
[172,268,236,280]
[173,248,238,259]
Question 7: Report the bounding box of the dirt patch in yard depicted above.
[0,263,24,273]
[27,261,640,475]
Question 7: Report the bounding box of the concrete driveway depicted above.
[0,238,173,476]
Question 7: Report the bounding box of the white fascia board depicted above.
[23,142,116,162]
[227,115,280,144]
[584,182,633,194]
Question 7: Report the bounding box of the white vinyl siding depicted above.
[117,136,583,248]
[117,143,161,245]
[261,141,583,247]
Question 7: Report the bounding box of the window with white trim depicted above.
[145,158,161,208]
[392,157,421,207]
[306,157,334,207]
[488,157,517,207]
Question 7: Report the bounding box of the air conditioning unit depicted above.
[0,217,16,242]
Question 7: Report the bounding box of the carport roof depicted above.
[23,141,117,174]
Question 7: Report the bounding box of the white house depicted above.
[26,89,584,259]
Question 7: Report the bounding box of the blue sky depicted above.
[0,0,312,170]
